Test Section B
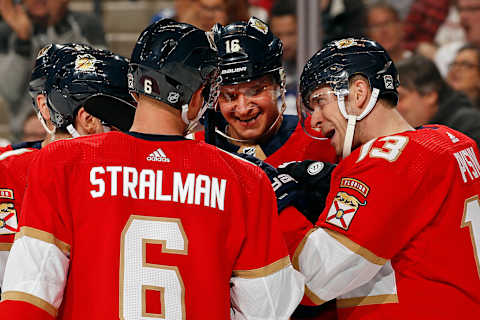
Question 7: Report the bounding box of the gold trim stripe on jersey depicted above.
[292,227,318,271]
[233,256,291,279]
[0,243,12,251]
[1,290,57,317]
[324,229,387,266]
[337,293,399,308]
[15,226,71,256]
[305,285,326,305]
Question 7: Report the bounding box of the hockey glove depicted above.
[235,153,300,213]
[278,160,336,223]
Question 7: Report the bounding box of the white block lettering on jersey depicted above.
[107,166,122,196]
[195,175,210,207]
[156,170,172,201]
[90,167,105,198]
[173,172,195,205]
[123,167,138,199]
[454,147,480,183]
[139,169,156,200]
[89,167,227,211]
[211,178,226,211]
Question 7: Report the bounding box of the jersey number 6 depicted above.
[119,215,188,320]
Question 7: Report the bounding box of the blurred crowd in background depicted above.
[2,0,480,148]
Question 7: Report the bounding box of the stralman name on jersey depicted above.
[89,166,227,211]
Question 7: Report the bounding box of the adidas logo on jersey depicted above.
[147,148,170,162]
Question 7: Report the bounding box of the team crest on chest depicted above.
[0,202,18,234]
[0,188,14,200]
[326,191,365,230]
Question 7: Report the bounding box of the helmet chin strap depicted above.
[337,88,380,159]
[36,111,55,136]
[66,124,80,138]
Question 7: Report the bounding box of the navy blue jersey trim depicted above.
[11,140,43,150]
[127,132,187,141]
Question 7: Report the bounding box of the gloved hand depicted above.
[235,153,300,213]
[278,160,336,223]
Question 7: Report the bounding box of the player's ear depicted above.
[187,86,204,121]
[75,107,103,135]
[349,77,370,111]
[37,94,51,121]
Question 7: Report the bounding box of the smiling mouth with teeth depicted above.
[236,112,261,124]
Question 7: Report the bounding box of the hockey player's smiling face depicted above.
[219,75,280,142]
[308,86,348,156]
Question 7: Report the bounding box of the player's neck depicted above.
[359,105,414,143]
[130,97,185,136]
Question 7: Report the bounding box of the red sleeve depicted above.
[233,170,289,271]
[278,206,313,256]
[0,300,54,320]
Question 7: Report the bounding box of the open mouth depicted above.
[325,128,335,139]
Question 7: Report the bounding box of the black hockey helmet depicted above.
[128,18,219,111]
[300,38,399,108]
[29,43,93,112]
[298,38,400,158]
[45,48,136,131]
[213,16,284,86]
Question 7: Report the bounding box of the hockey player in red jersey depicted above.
[0,44,136,291]
[194,17,337,167]
[291,37,480,318]
[197,18,338,319]
[0,19,304,319]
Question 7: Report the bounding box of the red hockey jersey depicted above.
[295,125,480,319]
[0,131,304,319]
[193,116,337,167]
[0,147,39,286]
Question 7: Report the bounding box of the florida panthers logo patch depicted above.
[0,202,18,234]
[334,38,357,49]
[249,17,268,34]
[326,191,365,230]
[75,54,97,72]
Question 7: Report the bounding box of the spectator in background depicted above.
[447,44,480,108]
[0,0,106,140]
[366,2,411,62]
[21,109,44,142]
[403,0,450,52]
[151,0,249,31]
[270,0,297,114]
[431,0,480,77]
[397,54,480,146]
[321,0,367,44]
[0,95,11,143]
[364,0,414,20]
